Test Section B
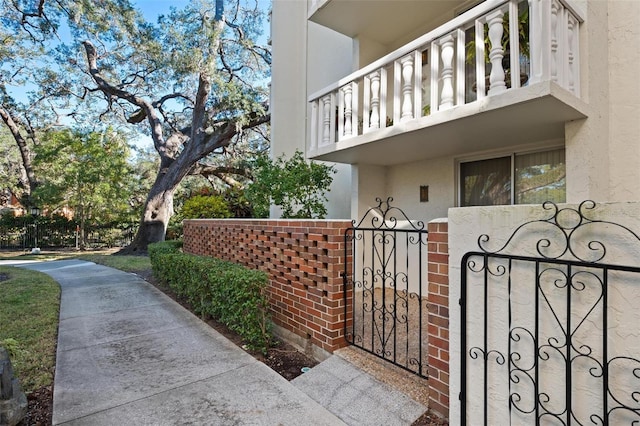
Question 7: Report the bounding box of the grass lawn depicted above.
[0,252,72,261]
[0,266,60,392]
[75,253,151,274]
[0,253,149,393]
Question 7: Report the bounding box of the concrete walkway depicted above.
[14,259,345,425]
[6,259,430,425]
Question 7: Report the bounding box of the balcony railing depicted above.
[308,0,583,151]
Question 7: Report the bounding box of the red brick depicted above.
[428,273,449,285]
[429,232,448,243]
[429,253,449,264]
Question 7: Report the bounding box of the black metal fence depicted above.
[461,201,640,425]
[344,197,429,378]
[0,221,135,249]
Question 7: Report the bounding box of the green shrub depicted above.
[246,150,335,219]
[181,195,232,219]
[148,241,271,353]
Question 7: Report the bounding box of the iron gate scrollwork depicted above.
[461,200,640,425]
[344,197,429,378]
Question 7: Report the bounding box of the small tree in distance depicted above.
[247,150,335,219]
[32,128,132,248]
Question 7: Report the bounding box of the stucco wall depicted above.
[607,0,640,201]
[351,155,455,226]
[448,201,640,424]
[271,2,353,219]
[566,0,640,203]
[386,157,455,221]
[271,0,308,159]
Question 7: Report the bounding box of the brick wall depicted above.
[427,219,450,418]
[183,219,353,353]
[184,218,450,418]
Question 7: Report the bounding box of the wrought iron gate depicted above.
[461,201,640,425]
[343,197,429,378]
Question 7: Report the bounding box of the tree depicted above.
[247,150,336,219]
[1,0,271,252]
[32,128,132,248]
[0,0,138,204]
[73,0,270,252]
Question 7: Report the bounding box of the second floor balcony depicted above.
[308,0,588,166]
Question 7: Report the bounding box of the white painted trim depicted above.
[309,0,510,101]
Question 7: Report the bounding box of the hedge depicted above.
[148,241,272,353]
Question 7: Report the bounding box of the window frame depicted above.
[455,144,565,207]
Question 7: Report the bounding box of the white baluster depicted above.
[400,55,414,121]
[487,10,506,95]
[321,95,332,145]
[550,0,560,82]
[439,35,455,110]
[528,0,540,84]
[567,15,577,95]
[343,84,353,136]
[310,101,318,151]
[370,71,381,129]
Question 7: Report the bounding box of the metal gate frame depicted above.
[343,197,429,378]
[461,201,640,425]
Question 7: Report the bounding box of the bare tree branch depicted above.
[82,40,173,159]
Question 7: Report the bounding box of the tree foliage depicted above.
[247,150,335,219]
[0,128,25,199]
[1,0,271,252]
[1,0,145,201]
[181,194,232,219]
[32,128,132,247]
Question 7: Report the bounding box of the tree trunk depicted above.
[0,106,38,199]
[126,192,174,253]
[120,158,188,254]
[80,214,87,250]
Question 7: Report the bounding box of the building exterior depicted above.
[271,0,640,222]
[270,0,640,422]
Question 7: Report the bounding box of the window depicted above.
[460,148,566,206]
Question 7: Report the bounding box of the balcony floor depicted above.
[309,81,589,166]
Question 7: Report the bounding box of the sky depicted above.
[131,0,271,148]
[6,0,271,150]
[136,0,190,21]
[126,0,191,149]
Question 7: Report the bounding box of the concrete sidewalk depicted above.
[11,259,429,425]
[16,259,346,425]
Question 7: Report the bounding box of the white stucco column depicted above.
[566,0,640,204]
[564,0,609,203]
[606,0,640,201]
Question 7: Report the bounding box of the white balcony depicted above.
[308,0,457,46]
[308,0,588,166]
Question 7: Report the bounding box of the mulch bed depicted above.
[412,410,450,425]
[18,386,53,426]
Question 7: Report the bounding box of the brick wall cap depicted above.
[428,217,448,224]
